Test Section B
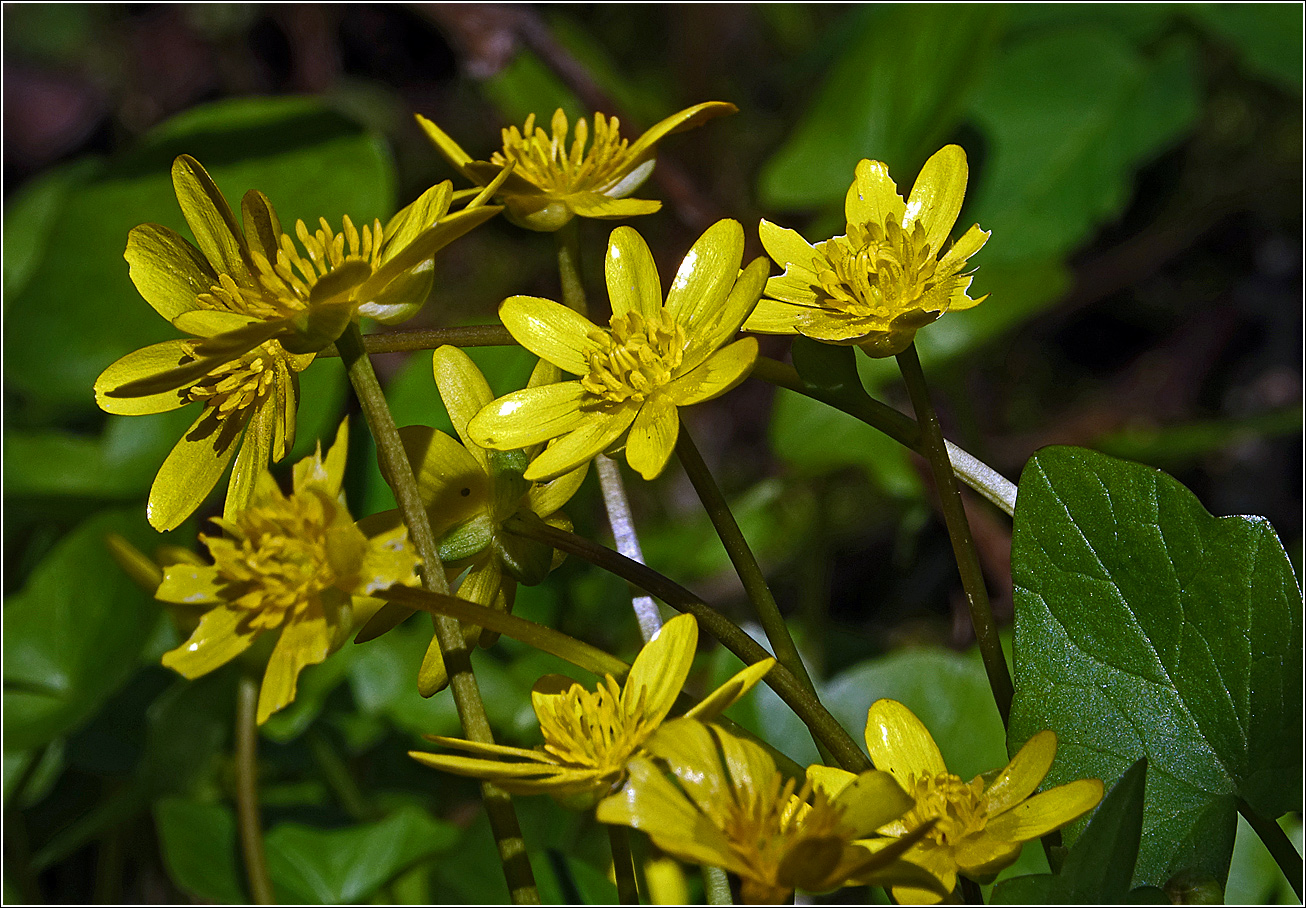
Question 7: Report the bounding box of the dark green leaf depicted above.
[760,5,1004,209]
[1189,4,1303,91]
[969,29,1201,264]
[264,804,458,904]
[3,508,164,750]
[154,797,246,904]
[1009,446,1303,886]
[5,96,395,418]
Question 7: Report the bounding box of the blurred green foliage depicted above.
[3,4,1299,904]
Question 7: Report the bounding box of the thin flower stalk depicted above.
[235,674,274,906]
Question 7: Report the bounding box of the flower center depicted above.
[535,676,648,772]
[185,344,280,415]
[207,487,366,630]
[815,215,940,319]
[903,771,989,846]
[493,109,632,194]
[581,310,685,405]
[724,776,850,903]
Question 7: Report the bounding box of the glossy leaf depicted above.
[5,96,394,417]
[3,509,163,750]
[264,804,458,904]
[1009,446,1303,886]
[154,798,246,904]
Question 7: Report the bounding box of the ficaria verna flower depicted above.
[467,220,768,481]
[361,346,588,696]
[410,614,774,805]
[95,155,500,530]
[808,699,1103,904]
[157,420,420,724]
[417,102,735,231]
[744,145,990,357]
[597,718,942,904]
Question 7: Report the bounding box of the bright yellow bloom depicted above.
[745,145,990,357]
[157,420,420,724]
[417,102,735,231]
[468,220,768,481]
[597,718,940,904]
[95,155,499,530]
[410,614,774,805]
[809,699,1103,904]
[364,346,587,696]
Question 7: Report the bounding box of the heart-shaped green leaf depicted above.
[1009,446,1302,887]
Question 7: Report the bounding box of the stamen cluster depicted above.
[185,345,279,415]
[494,110,632,194]
[902,771,989,847]
[581,310,686,404]
[818,216,940,318]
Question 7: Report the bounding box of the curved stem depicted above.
[608,825,639,904]
[675,427,829,762]
[1238,800,1303,901]
[751,357,1017,517]
[320,324,515,356]
[337,324,539,904]
[504,513,871,773]
[896,344,1013,725]
[703,866,733,905]
[235,674,274,905]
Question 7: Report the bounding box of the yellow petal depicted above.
[624,394,679,481]
[148,408,244,531]
[499,296,601,376]
[418,624,449,697]
[682,255,769,369]
[292,416,349,498]
[759,219,821,273]
[864,699,946,783]
[124,224,216,321]
[888,842,957,905]
[711,723,778,794]
[623,101,737,167]
[807,765,859,803]
[468,382,591,452]
[432,346,494,464]
[981,778,1104,844]
[224,398,275,523]
[95,341,193,415]
[567,194,661,219]
[173,308,258,338]
[162,604,257,679]
[356,204,501,302]
[413,114,475,173]
[409,750,563,783]
[951,833,1023,880]
[664,337,757,406]
[521,405,638,482]
[904,145,968,257]
[846,158,906,231]
[155,562,223,605]
[171,155,252,286]
[663,219,744,337]
[525,461,588,516]
[936,223,990,278]
[742,297,809,335]
[423,735,552,762]
[395,426,487,537]
[257,605,333,723]
[833,770,914,837]
[273,359,299,461]
[359,524,419,594]
[622,613,696,726]
[984,730,1057,816]
[643,719,730,814]
[595,754,739,872]
[383,182,454,260]
[240,190,282,263]
[684,657,774,722]
[605,226,663,322]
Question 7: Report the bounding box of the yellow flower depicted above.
[468,220,768,481]
[809,699,1104,904]
[156,420,420,724]
[744,145,990,357]
[417,102,735,231]
[410,613,774,805]
[597,718,939,904]
[365,346,588,696]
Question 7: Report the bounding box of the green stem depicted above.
[751,357,1017,516]
[555,219,589,317]
[307,731,376,821]
[703,866,733,905]
[320,324,515,356]
[1238,800,1303,901]
[675,427,829,762]
[608,825,640,904]
[236,674,275,905]
[504,513,871,773]
[337,324,539,904]
[895,344,1013,725]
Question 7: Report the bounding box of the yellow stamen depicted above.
[902,771,989,847]
[581,310,686,405]
[493,109,635,194]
